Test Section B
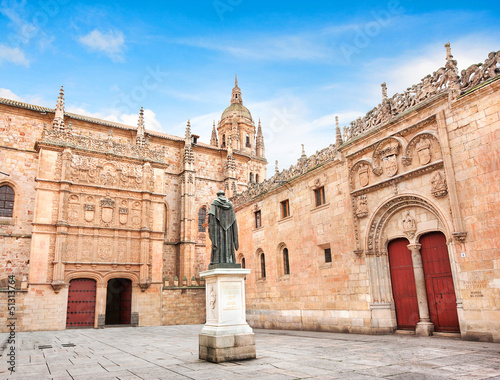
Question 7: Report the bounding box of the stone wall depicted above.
[162,288,206,325]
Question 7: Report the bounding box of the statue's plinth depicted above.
[199,267,256,363]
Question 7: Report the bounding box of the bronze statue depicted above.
[208,190,239,268]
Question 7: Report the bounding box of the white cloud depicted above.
[0,88,23,101]
[78,29,126,62]
[66,106,162,132]
[0,44,29,66]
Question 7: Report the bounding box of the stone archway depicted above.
[365,195,460,335]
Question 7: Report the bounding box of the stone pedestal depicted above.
[199,268,256,363]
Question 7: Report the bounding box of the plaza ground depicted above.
[1,325,500,379]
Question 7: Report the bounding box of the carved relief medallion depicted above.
[416,137,432,165]
[401,210,417,239]
[431,171,448,197]
[355,195,368,218]
[358,164,369,187]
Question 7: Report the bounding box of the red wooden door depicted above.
[388,238,420,329]
[119,279,132,324]
[66,279,96,328]
[420,232,459,332]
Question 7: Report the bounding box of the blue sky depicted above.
[1,0,499,173]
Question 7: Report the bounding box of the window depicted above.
[198,207,207,232]
[249,173,254,183]
[222,134,226,148]
[246,134,251,147]
[283,248,290,275]
[241,257,246,268]
[314,186,326,207]
[260,253,266,278]
[0,185,14,218]
[255,210,261,228]
[256,174,260,183]
[281,199,290,218]
[324,248,332,263]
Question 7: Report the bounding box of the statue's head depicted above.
[216,190,225,197]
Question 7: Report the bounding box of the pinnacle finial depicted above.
[136,107,146,147]
[335,115,339,128]
[235,74,238,87]
[52,85,65,131]
[381,82,388,100]
[301,144,306,159]
[445,42,453,61]
[275,160,279,174]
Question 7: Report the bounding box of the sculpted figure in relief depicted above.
[431,171,448,197]
[402,210,417,239]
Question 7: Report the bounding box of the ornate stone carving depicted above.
[431,171,448,198]
[358,164,369,187]
[452,231,467,242]
[378,142,400,177]
[342,47,500,141]
[416,137,432,165]
[119,207,128,225]
[84,204,95,222]
[355,195,368,218]
[100,197,115,225]
[402,210,417,240]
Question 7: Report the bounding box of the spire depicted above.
[335,116,343,148]
[210,120,218,146]
[275,160,279,175]
[52,86,65,131]
[256,119,265,158]
[185,120,191,145]
[300,144,307,160]
[381,82,388,100]
[183,120,194,166]
[136,107,146,147]
[231,74,243,104]
[445,42,453,61]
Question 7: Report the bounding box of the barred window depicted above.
[325,248,332,263]
[260,253,266,278]
[198,207,207,232]
[283,248,290,275]
[0,185,14,218]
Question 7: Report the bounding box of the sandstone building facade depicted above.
[234,45,500,342]
[1,45,499,342]
[0,78,266,330]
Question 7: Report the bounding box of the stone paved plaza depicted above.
[1,325,500,380]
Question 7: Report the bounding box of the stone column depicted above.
[408,243,434,336]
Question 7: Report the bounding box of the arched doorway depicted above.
[420,232,459,332]
[388,238,420,329]
[105,278,132,325]
[66,278,96,328]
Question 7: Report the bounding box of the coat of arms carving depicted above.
[378,142,400,177]
[84,204,95,222]
[119,207,128,225]
[358,164,369,187]
[416,137,432,165]
[100,197,115,224]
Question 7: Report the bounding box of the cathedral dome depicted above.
[220,75,253,123]
[221,103,253,122]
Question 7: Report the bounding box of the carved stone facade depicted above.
[233,46,500,342]
[0,81,266,331]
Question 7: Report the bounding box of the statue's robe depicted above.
[208,196,239,264]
